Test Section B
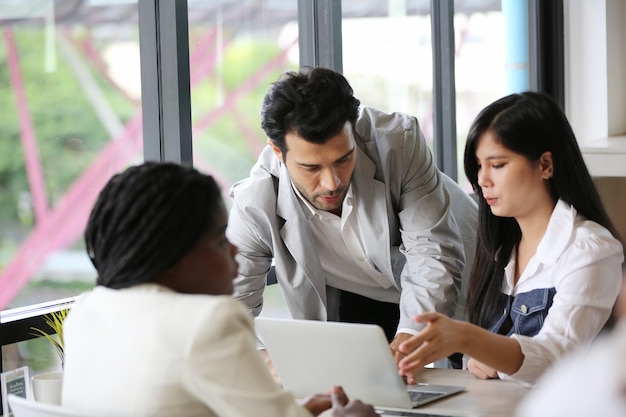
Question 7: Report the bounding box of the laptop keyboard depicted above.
[408,390,444,404]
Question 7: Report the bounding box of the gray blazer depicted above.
[227,106,477,332]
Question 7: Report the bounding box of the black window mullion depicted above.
[298,0,342,72]
[138,0,193,164]
[431,0,457,181]
[528,0,565,109]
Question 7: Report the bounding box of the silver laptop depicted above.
[255,317,464,414]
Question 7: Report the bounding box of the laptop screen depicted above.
[254,317,464,410]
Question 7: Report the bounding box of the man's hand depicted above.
[258,349,282,385]
[467,357,499,379]
[390,333,416,384]
[390,333,412,364]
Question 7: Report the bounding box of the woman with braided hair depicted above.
[61,162,377,417]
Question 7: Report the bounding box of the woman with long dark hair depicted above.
[396,92,623,386]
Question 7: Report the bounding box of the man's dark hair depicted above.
[260,66,361,156]
[84,162,223,289]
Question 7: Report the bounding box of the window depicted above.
[1,0,566,381]
[186,1,299,318]
[0,1,141,311]
[187,0,298,192]
[341,0,513,190]
[0,0,142,381]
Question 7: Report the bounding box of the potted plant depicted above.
[28,305,71,404]
[30,305,70,366]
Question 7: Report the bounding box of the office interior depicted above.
[0,0,625,414]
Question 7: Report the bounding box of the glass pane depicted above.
[342,1,512,192]
[342,1,434,146]
[2,338,62,378]
[0,1,142,310]
[454,0,510,190]
[188,0,298,190]
[188,1,298,318]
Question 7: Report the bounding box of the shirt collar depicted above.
[534,199,577,265]
[501,199,576,265]
[502,199,576,291]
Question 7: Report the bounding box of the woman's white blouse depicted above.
[499,199,623,386]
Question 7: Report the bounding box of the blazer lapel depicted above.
[352,148,394,283]
[275,164,328,309]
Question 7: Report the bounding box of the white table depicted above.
[403,368,530,416]
[321,368,530,417]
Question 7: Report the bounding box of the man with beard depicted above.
[227,67,477,379]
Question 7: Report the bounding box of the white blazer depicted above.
[62,284,312,417]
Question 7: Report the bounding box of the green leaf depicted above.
[30,304,70,363]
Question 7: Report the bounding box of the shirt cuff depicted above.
[497,334,556,387]
[396,327,419,336]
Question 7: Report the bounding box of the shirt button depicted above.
[503,308,507,315]
[356,257,364,263]
[521,305,528,314]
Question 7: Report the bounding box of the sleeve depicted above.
[181,299,313,417]
[396,123,465,332]
[515,327,625,417]
[501,231,623,386]
[226,193,274,318]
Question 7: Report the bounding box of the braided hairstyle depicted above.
[85,162,223,289]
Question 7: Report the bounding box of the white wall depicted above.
[564,0,626,176]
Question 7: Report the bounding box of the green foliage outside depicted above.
[1,26,296,306]
[0,29,113,237]
[191,36,297,184]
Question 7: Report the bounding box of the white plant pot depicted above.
[31,371,63,405]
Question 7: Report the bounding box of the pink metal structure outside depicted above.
[0,25,296,309]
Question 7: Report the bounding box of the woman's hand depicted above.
[302,386,379,417]
[467,357,499,379]
[331,386,379,417]
[397,313,467,378]
[301,390,333,416]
